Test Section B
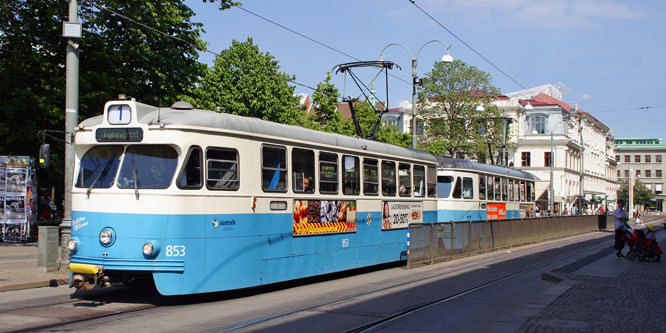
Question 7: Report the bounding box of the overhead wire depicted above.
[81,0,321,92]
[408,0,535,96]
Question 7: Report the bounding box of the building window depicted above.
[635,155,641,163]
[646,170,652,177]
[416,121,425,135]
[657,184,663,195]
[624,155,630,163]
[658,155,663,163]
[617,170,620,178]
[521,152,531,167]
[529,116,546,134]
[657,170,663,178]
[544,152,552,167]
[636,170,641,177]
[624,170,629,177]
[646,155,652,163]
[615,155,620,162]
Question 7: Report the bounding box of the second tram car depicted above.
[435,156,537,221]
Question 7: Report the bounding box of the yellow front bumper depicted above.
[69,263,101,275]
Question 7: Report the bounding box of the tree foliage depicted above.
[311,72,340,127]
[617,180,655,207]
[186,38,302,125]
[0,0,207,199]
[417,60,504,161]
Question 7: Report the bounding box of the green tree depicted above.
[187,38,302,125]
[0,0,208,198]
[617,180,655,208]
[417,60,503,160]
[312,72,340,127]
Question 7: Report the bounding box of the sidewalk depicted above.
[520,218,666,332]
[0,242,69,292]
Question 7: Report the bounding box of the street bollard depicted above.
[38,226,60,272]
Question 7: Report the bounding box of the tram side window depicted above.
[494,176,501,201]
[520,181,526,202]
[487,176,494,201]
[262,145,287,192]
[118,145,178,189]
[363,159,379,195]
[343,155,360,195]
[413,165,426,197]
[178,146,202,189]
[463,177,473,199]
[382,161,396,196]
[501,178,508,201]
[427,166,437,197]
[398,163,412,197]
[452,177,462,199]
[479,174,486,200]
[514,180,519,202]
[437,176,453,198]
[292,148,315,194]
[508,180,514,202]
[75,146,123,188]
[529,182,535,202]
[320,152,338,194]
[206,148,239,190]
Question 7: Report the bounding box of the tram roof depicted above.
[80,101,437,163]
[436,156,539,180]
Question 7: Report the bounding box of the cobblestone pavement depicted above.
[520,241,666,332]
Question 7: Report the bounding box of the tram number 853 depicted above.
[165,245,186,257]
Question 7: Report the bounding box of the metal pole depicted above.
[578,111,584,214]
[61,0,79,265]
[550,132,554,216]
[411,58,418,149]
[629,168,634,218]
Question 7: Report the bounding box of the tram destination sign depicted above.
[95,127,143,142]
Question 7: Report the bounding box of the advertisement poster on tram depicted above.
[486,203,507,220]
[381,201,423,230]
[293,200,357,236]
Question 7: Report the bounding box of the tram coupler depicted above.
[70,263,104,290]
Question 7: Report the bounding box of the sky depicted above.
[184,0,666,139]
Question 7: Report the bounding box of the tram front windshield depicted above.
[75,146,123,188]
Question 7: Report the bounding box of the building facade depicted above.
[615,138,666,211]
[495,89,617,214]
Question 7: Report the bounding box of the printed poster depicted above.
[382,201,423,230]
[0,196,4,222]
[5,167,26,193]
[293,200,357,236]
[5,196,25,221]
[487,203,507,220]
[3,223,25,242]
[0,166,5,192]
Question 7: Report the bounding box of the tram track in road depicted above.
[213,233,612,332]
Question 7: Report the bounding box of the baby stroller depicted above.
[624,228,662,262]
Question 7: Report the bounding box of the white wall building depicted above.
[495,87,617,214]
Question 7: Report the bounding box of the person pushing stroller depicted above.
[614,199,630,259]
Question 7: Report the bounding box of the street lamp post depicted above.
[380,41,453,149]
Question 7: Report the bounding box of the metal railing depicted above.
[407,215,602,269]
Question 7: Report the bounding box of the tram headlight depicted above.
[99,228,115,247]
[67,239,79,252]
[142,241,160,258]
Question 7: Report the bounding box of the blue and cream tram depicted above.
[435,156,538,221]
[67,98,439,295]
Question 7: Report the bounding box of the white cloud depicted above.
[582,93,592,100]
[411,0,643,28]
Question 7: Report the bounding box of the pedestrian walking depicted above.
[614,199,630,259]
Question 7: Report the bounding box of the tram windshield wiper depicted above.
[131,152,140,200]
[86,159,113,198]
